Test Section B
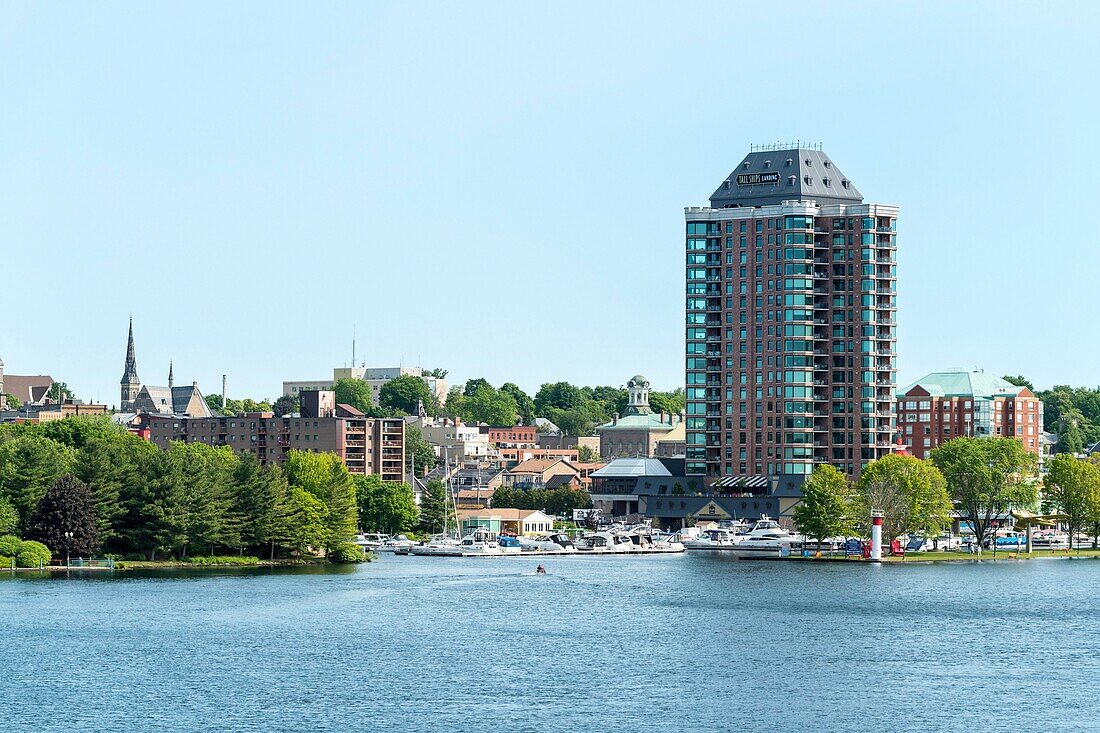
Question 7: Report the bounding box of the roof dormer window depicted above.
[785,158,793,167]
[763,160,771,169]
[788,175,796,185]
[804,175,813,185]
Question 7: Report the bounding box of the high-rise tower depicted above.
[120,317,141,412]
[683,145,898,487]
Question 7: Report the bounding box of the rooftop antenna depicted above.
[352,326,356,371]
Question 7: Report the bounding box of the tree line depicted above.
[0,416,423,562]
[1003,375,1100,454]
[794,436,1039,549]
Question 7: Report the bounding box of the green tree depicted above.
[380,375,438,416]
[1002,375,1035,392]
[283,486,327,555]
[463,385,517,426]
[794,465,853,549]
[419,478,455,534]
[0,434,76,528]
[26,475,100,559]
[405,425,435,477]
[649,388,687,417]
[0,497,17,535]
[444,387,466,420]
[284,450,357,551]
[39,415,123,449]
[46,382,74,402]
[272,394,297,417]
[75,434,158,546]
[855,454,951,544]
[462,378,492,398]
[545,406,595,436]
[500,383,534,424]
[355,474,419,533]
[332,379,378,416]
[577,444,599,463]
[3,393,21,410]
[1056,411,1086,454]
[545,488,593,516]
[233,455,291,559]
[1044,453,1096,548]
[534,382,585,414]
[931,436,1038,549]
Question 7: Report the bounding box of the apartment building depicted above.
[897,371,1043,459]
[141,389,405,481]
[684,144,898,487]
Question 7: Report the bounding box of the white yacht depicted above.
[683,527,744,550]
[452,529,504,557]
[378,535,416,553]
[520,533,576,553]
[409,534,462,556]
[353,533,388,550]
[726,516,796,559]
[575,531,635,553]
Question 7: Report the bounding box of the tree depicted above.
[1044,453,1096,548]
[649,388,687,416]
[46,382,74,402]
[3,393,20,410]
[355,474,419,533]
[425,368,448,379]
[284,450,358,551]
[500,383,534,424]
[26,475,100,559]
[379,375,437,416]
[463,385,518,426]
[855,454,951,544]
[534,382,585,414]
[76,434,158,546]
[283,486,327,555]
[931,436,1038,549]
[0,497,18,535]
[545,406,595,436]
[332,378,377,416]
[405,425,435,477]
[794,465,853,550]
[1003,375,1035,392]
[0,434,76,528]
[443,387,465,420]
[272,394,297,417]
[233,455,291,559]
[1056,412,1086,454]
[419,478,455,534]
[577,444,599,463]
[462,378,492,398]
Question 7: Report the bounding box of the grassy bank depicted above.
[787,548,1100,563]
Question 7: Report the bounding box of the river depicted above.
[1,554,1097,732]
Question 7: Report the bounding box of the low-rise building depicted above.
[498,447,579,468]
[481,424,538,448]
[1,373,54,408]
[897,371,1044,460]
[502,458,579,489]
[594,375,681,458]
[654,422,686,458]
[457,508,555,537]
[0,399,109,423]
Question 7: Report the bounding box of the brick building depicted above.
[897,371,1043,460]
[684,145,898,486]
[141,389,405,481]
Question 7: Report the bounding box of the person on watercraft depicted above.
[536,564,546,575]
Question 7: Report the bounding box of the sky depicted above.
[2,1,1097,405]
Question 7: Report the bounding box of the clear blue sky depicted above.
[2,2,1095,405]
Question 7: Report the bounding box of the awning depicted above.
[713,475,769,490]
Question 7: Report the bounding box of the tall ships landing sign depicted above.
[736,172,780,185]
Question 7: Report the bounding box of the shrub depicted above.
[0,535,21,557]
[123,553,146,561]
[328,542,366,564]
[0,555,11,568]
[16,540,52,568]
[186,556,259,566]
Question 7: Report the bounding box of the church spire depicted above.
[120,316,142,413]
[168,360,174,389]
[122,316,139,383]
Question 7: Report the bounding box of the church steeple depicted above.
[168,360,174,389]
[120,317,142,412]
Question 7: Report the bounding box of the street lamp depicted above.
[64,531,73,568]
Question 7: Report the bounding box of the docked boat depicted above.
[683,527,744,550]
[409,534,462,556]
[625,527,685,553]
[520,533,577,553]
[575,531,636,553]
[378,534,416,553]
[451,529,504,557]
[496,534,523,555]
[353,533,388,550]
[726,516,796,559]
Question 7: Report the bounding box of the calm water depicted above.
[1,555,1098,732]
